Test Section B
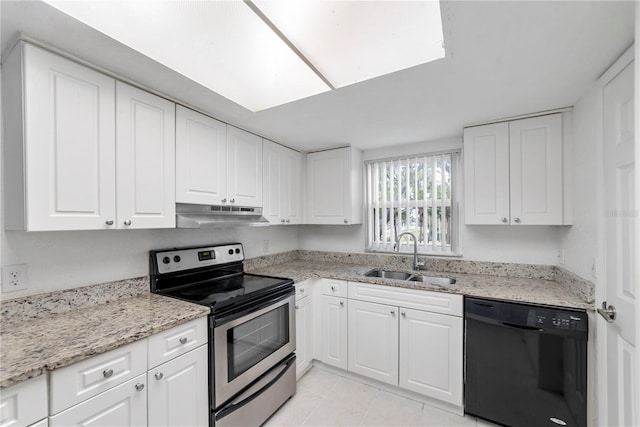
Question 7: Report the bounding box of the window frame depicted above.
[364,149,461,256]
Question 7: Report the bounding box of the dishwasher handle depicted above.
[501,321,543,332]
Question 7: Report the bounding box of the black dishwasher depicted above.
[465,297,588,427]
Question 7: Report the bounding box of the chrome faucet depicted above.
[395,232,425,271]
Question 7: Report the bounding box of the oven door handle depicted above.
[216,354,296,420]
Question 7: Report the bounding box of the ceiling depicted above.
[1,1,635,152]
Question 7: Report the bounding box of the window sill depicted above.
[366,249,463,258]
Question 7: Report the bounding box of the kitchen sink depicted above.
[408,276,457,287]
[364,269,413,280]
[363,269,456,287]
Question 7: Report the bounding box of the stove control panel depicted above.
[154,243,244,274]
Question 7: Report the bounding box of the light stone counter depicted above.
[0,290,209,389]
[247,260,594,311]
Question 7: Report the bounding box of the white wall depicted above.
[300,137,565,265]
[0,225,299,299]
[559,85,599,281]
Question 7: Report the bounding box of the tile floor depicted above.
[264,367,497,427]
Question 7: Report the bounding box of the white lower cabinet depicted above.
[147,345,208,427]
[28,419,49,427]
[399,308,463,405]
[320,295,348,370]
[295,294,313,379]
[0,375,48,427]
[49,374,147,427]
[348,300,398,385]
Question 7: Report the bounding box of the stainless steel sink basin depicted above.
[364,269,413,280]
[364,269,456,287]
[408,276,457,287]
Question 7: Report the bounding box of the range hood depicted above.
[176,203,269,228]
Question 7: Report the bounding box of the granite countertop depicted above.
[0,293,210,389]
[247,260,593,310]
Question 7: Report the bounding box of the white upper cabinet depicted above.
[227,126,263,207]
[116,82,176,229]
[464,113,567,225]
[3,42,176,231]
[263,140,302,224]
[306,147,363,224]
[175,105,227,205]
[3,42,116,231]
[176,113,262,208]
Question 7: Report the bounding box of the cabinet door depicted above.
[147,346,208,427]
[0,375,48,427]
[281,146,302,224]
[50,374,147,427]
[175,106,227,205]
[116,82,175,229]
[320,295,348,370]
[307,148,351,224]
[348,300,398,386]
[509,114,563,225]
[262,140,283,223]
[21,43,116,231]
[227,126,263,207]
[463,123,510,225]
[399,308,462,406]
[295,296,312,379]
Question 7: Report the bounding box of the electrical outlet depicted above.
[2,264,28,292]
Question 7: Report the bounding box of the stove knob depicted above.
[228,249,234,255]
[162,256,170,264]
[173,256,181,263]
[235,248,240,254]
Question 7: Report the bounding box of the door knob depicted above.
[514,217,521,223]
[501,217,508,223]
[155,372,164,380]
[597,301,617,323]
[105,220,114,226]
[123,220,132,226]
[179,337,188,344]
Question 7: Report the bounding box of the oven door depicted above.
[214,290,296,407]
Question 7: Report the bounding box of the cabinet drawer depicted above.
[50,339,146,414]
[49,374,147,427]
[0,375,48,427]
[321,279,348,297]
[148,318,208,369]
[295,282,310,301]
[348,281,463,317]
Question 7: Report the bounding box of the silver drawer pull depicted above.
[331,285,336,291]
[390,310,395,316]
[155,372,164,380]
[300,287,305,293]
[179,337,188,345]
[401,312,406,317]
[123,219,132,226]
[339,301,344,307]
[135,383,145,392]
[295,304,299,309]
[102,369,114,378]
[105,220,114,226]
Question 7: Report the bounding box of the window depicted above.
[365,151,459,255]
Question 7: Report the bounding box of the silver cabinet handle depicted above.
[179,337,188,345]
[331,285,336,292]
[105,220,114,225]
[230,198,235,203]
[401,312,406,317]
[221,198,227,203]
[103,369,114,378]
[155,372,164,380]
[300,287,305,293]
[501,217,508,223]
[514,218,521,223]
[344,219,348,224]
[286,219,290,223]
[281,219,286,223]
[339,301,344,307]
[390,310,395,316]
[123,220,132,226]
[295,304,299,309]
[135,383,145,392]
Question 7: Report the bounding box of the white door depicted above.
[463,123,510,225]
[509,114,563,225]
[147,346,208,427]
[262,140,283,223]
[23,43,116,231]
[601,59,637,427]
[399,308,463,406]
[175,106,227,205]
[116,82,175,229]
[227,126,263,207]
[307,148,351,224]
[49,374,147,427]
[295,296,312,379]
[282,147,302,224]
[320,295,348,370]
[348,300,398,386]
